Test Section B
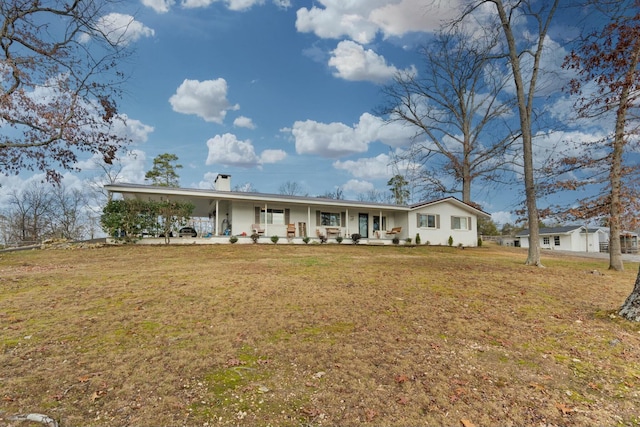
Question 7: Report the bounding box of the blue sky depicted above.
[1,0,616,227]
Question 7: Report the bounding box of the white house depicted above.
[104,174,491,246]
[515,225,606,253]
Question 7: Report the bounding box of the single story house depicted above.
[104,174,491,246]
[515,225,607,252]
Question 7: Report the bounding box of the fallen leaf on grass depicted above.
[460,419,476,427]
[396,395,409,405]
[91,390,106,402]
[78,375,91,383]
[556,403,574,415]
[394,374,409,384]
[226,358,244,367]
[300,406,321,418]
[365,408,378,421]
[529,382,548,394]
[3,395,14,402]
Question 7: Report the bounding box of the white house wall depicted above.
[408,203,479,247]
[519,230,602,252]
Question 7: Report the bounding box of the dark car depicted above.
[178,227,197,237]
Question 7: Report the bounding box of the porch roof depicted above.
[104,183,491,219]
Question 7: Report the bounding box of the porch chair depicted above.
[385,226,402,236]
[287,223,296,238]
[252,224,265,235]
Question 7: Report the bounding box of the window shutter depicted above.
[468,216,472,231]
[254,207,260,224]
[436,214,440,229]
[416,214,421,228]
[341,212,346,227]
[285,208,290,224]
[316,210,321,225]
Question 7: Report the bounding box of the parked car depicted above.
[178,227,197,237]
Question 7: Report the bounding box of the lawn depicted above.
[1,243,640,426]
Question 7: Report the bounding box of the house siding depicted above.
[409,203,479,247]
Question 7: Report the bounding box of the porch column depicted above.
[345,208,349,236]
[307,206,311,237]
[264,203,268,235]
[215,200,220,236]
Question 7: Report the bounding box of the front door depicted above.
[358,213,368,238]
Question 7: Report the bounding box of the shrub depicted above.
[405,237,412,244]
[336,236,343,244]
[448,236,454,246]
[351,233,361,244]
[415,233,421,245]
[250,233,260,244]
[392,236,400,245]
[318,234,327,244]
[302,236,310,244]
[229,235,238,244]
[477,237,483,247]
[271,235,279,244]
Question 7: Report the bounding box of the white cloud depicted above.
[141,0,175,13]
[89,13,154,46]
[342,179,375,195]
[205,133,286,167]
[169,79,239,124]
[180,0,266,11]
[355,112,415,148]
[111,114,155,145]
[260,149,287,164]
[370,0,459,38]
[329,40,415,83]
[196,171,220,189]
[333,153,394,180]
[491,211,514,227]
[292,120,368,158]
[295,0,457,44]
[233,116,256,129]
[291,113,414,158]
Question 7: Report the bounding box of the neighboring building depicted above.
[105,174,491,246]
[515,226,607,253]
[598,228,639,253]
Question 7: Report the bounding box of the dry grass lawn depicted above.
[1,243,640,426]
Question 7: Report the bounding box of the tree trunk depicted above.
[619,264,640,321]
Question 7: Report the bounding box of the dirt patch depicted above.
[1,244,639,426]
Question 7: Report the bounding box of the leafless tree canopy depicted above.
[0,0,131,182]
[380,28,517,204]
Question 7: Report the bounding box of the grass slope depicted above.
[1,243,640,426]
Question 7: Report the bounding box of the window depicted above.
[543,237,550,245]
[373,215,386,231]
[417,214,439,228]
[320,212,341,226]
[554,236,560,246]
[260,208,285,225]
[451,216,471,230]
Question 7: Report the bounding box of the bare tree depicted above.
[554,0,640,272]
[0,0,132,183]
[279,181,308,196]
[381,28,516,204]
[356,189,388,203]
[457,0,560,266]
[48,184,89,240]
[4,182,54,244]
